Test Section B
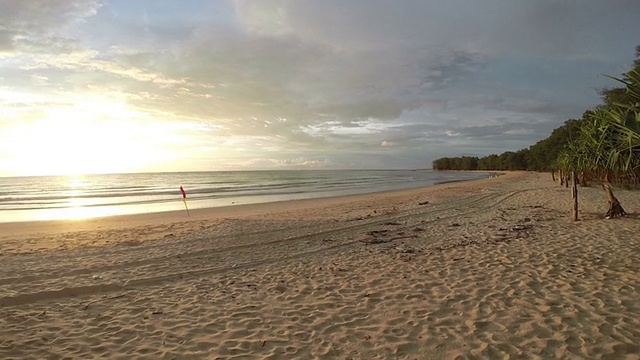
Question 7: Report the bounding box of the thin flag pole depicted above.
[180,186,190,217]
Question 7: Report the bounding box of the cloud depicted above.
[40,1,486,132]
[2,0,640,174]
[0,0,101,53]
[269,157,328,168]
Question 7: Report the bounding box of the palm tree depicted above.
[559,68,640,218]
[605,68,640,185]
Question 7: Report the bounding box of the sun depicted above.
[1,100,182,176]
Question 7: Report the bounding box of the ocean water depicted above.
[0,170,490,223]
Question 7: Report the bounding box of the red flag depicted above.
[179,186,189,217]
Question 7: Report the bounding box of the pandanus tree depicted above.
[556,115,605,220]
[605,68,640,189]
[559,68,640,219]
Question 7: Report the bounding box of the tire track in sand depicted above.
[1,189,528,306]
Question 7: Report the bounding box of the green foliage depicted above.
[558,64,640,185]
[527,119,582,171]
[433,45,640,185]
[432,119,581,171]
[432,156,479,170]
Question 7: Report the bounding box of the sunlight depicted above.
[64,175,87,208]
[0,100,185,176]
[30,204,124,221]
[68,175,86,189]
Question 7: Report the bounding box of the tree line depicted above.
[431,118,581,171]
[433,46,640,219]
[432,46,640,184]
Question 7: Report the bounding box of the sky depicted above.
[1,1,640,176]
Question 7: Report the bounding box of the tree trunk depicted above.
[560,170,565,186]
[551,171,556,182]
[603,182,626,219]
[572,171,578,221]
[579,171,589,187]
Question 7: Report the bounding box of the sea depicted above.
[0,170,490,223]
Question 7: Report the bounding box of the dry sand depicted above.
[1,172,639,359]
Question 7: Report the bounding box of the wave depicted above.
[0,170,491,220]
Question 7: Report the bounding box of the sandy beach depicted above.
[1,171,639,359]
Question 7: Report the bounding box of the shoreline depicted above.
[0,171,507,243]
[2,170,640,359]
[0,169,495,225]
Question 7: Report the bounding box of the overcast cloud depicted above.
[1,0,640,175]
